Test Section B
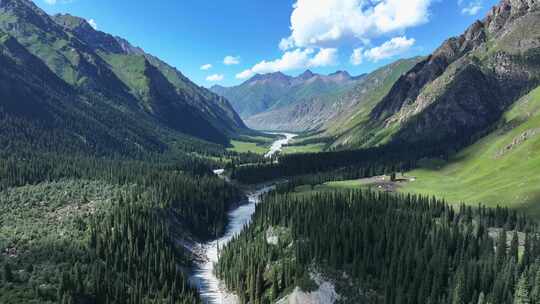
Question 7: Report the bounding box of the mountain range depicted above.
[210,69,365,130]
[2,0,538,161]
[213,0,540,153]
[0,0,247,156]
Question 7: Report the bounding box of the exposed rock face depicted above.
[371,19,488,121]
[245,95,339,131]
[370,0,540,147]
[276,273,340,304]
[496,128,540,157]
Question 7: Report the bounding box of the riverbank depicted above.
[189,132,295,304]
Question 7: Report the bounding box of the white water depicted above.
[189,186,273,303]
[265,133,297,158]
[189,133,295,304]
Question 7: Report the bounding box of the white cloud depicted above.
[223,56,240,65]
[281,0,433,49]
[309,48,339,67]
[279,37,295,51]
[363,36,415,62]
[236,48,338,79]
[206,74,224,82]
[87,19,98,30]
[350,48,364,65]
[236,70,255,80]
[44,0,74,5]
[460,1,483,15]
[200,64,212,70]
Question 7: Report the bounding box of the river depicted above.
[189,133,295,304]
[265,133,297,158]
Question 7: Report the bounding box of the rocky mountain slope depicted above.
[0,0,246,153]
[402,84,540,214]
[333,0,540,149]
[211,70,364,130]
[213,0,540,151]
[245,60,422,132]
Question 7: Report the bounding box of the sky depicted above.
[38,0,500,87]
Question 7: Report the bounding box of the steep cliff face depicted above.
[366,0,540,148]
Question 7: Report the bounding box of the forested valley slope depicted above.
[2,0,540,304]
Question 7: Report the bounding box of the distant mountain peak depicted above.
[298,69,316,80]
[247,71,291,85]
[329,70,351,78]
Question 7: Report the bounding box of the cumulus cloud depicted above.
[200,64,212,70]
[206,74,224,82]
[279,37,295,51]
[350,48,364,65]
[363,36,415,62]
[223,56,240,65]
[88,19,98,30]
[236,70,255,80]
[236,48,338,79]
[460,0,483,15]
[281,0,433,50]
[349,36,414,64]
[309,48,339,67]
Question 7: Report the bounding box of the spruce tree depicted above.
[514,273,531,304]
[3,262,13,283]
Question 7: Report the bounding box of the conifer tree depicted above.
[514,273,531,304]
[3,262,13,283]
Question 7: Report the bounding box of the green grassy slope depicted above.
[227,134,277,154]
[0,1,248,151]
[401,86,540,215]
[324,58,422,147]
[228,140,269,154]
[281,143,325,154]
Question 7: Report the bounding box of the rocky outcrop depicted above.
[276,273,340,304]
[371,18,488,121]
[496,128,540,157]
[369,0,540,147]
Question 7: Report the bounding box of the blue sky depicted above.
[38,0,499,87]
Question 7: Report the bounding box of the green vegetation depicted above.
[231,141,443,185]
[217,189,538,304]
[226,133,278,154]
[401,86,540,216]
[212,71,356,119]
[0,0,247,151]
[281,143,325,154]
[325,58,423,147]
[0,149,242,303]
[228,140,270,154]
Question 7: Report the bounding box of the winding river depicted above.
[189,133,295,304]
